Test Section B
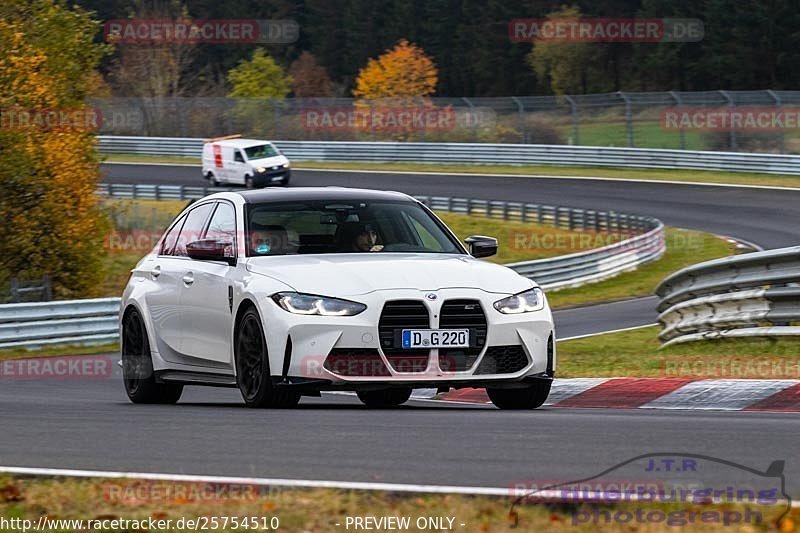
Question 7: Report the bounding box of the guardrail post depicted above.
[564,95,579,145]
[42,276,52,302]
[462,97,478,142]
[567,209,575,230]
[521,203,528,222]
[620,92,634,147]
[669,91,686,150]
[767,89,785,153]
[719,90,737,151]
[9,278,19,304]
[179,185,185,200]
[155,185,161,201]
[536,205,543,224]
[511,96,526,143]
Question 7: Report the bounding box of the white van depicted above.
[202,138,291,188]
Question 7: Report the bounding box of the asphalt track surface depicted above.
[2,164,798,495]
[2,377,799,494]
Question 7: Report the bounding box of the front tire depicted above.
[235,307,300,408]
[357,387,412,408]
[244,175,255,189]
[487,381,551,410]
[121,309,183,404]
[206,171,220,187]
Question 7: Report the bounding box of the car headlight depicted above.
[271,292,366,316]
[281,162,290,168]
[256,166,267,173]
[493,288,545,314]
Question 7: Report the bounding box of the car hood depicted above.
[246,253,533,296]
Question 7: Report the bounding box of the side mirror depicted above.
[465,235,498,258]
[186,239,236,266]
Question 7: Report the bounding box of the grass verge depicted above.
[556,325,800,379]
[102,154,800,188]
[0,343,118,361]
[0,475,795,532]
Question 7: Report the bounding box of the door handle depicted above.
[182,273,194,286]
[151,265,161,279]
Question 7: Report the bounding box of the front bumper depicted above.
[266,288,554,387]
[254,168,290,186]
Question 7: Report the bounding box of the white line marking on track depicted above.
[0,466,510,496]
[1,465,797,507]
[558,323,657,341]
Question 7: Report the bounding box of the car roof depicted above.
[206,139,274,149]
[235,187,416,204]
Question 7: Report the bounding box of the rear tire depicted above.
[235,307,300,408]
[487,381,551,410]
[357,387,412,408]
[121,309,183,404]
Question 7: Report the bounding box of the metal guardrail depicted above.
[8,191,664,349]
[655,247,800,346]
[0,298,120,349]
[98,136,800,175]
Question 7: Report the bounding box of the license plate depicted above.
[401,329,469,349]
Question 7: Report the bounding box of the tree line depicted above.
[81,0,800,98]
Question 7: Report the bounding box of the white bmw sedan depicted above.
[120,187,555,409]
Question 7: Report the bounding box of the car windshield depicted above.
[246,199,462,256]
[244,144,279,160]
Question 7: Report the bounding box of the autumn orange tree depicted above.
[0,0,110,299]
[352,40,441,138]
[354,40,438,100]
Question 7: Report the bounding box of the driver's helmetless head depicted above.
[353,224,378,252]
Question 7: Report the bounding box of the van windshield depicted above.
[244,144,279,160]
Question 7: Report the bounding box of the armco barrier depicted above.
[98,136,800,175]
[655,246,800,346]
[0,298,120,349]
[7,193,664,349]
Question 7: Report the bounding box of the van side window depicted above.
[234,150,244,163]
